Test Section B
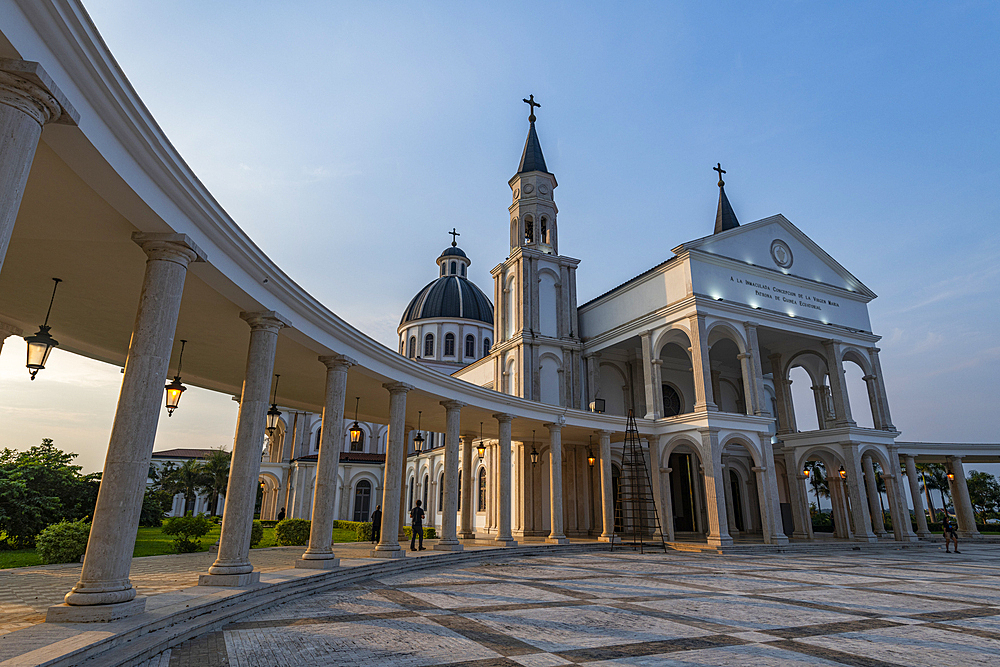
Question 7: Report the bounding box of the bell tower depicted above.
[491,96,582,408]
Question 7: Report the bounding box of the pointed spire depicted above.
[713,163,739,233]
[517,94,548,174]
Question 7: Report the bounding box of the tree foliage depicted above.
[36,518,91,564]
[967,470,1000,524]
[0,439,100,548]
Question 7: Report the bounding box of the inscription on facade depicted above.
[731,275,841,311]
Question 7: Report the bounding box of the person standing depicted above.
[410,500,426,551]
[943,514,960,553]
[277,507,286,522]
[370,505,382,544]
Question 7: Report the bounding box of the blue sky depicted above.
[1,1,998,472]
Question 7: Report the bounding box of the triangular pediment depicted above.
[673,214,876,299]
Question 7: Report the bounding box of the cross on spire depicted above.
[448,228,460,247]
[523,94,540,122]
[713,163,726,187]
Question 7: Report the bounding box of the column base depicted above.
[791,531,811,540]
[916,530,934,538]
[494,537,518,547]
[370,547,406,558]
[198,571,260,587]
[706,536,734,547]
[47,597,146,624]
[958,531,983,539]
[294,558,340,569]
[545,536,570,545]
[597,535,620,543]
[433,541,464,552]
[852,536,878,543]
[769,535,790,546]
[458,531,476,540]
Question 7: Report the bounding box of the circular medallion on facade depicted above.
[513,188,520,199]
[770,239,793,269]
[538,183,549,195]
[523,183,534,194]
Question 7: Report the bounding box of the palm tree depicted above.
[805,461,829,513]
[162,459,205,514]
[199,449,231,516]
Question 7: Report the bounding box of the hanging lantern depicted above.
[164,339,188,416]
[530,430,539,467]
[838,465,847,480]
[349,397,363,447]
[24,278,62,380]
[587,449,596,468]
[947,471,955,481]
[414,410,425,452]
[802,468,810,478]
[476,421,485,459]
[265,374,282,435]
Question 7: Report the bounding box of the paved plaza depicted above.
[120,543,1000,666]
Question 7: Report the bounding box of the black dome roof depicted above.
[440,246,467,258]
[400,276,493,326]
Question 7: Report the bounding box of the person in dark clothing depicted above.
[370,505,382,544]
[410,500,425,551]
[943,515,960,553]
[277,507,286,522]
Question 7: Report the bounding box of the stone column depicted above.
[640,331,659,419]
[783,454,811,540]
[947,456,981,538]
[827,476,851,539]
[862,456,887,537]
[758,438,789,545]
[297,354,355,569]
[768,354,796,434]
[883,466,916,542]
[722,459,739,535]
[435,401,466,551]
[822,341,856,427]
[0,60,77,277]
[586,352,600,407]
[844,446,876,542]
[868,348,895,430]
[493,414,517,546]
[904,455,932,537]
[53,235,204,621]
[737,353,756,415]
[862,375,886,430]
[545,423,570,544]
[689,315,718,412]
[597,430,616,542]
[459,434,475,539]
[811,386,829,430]
[201,311,288,586]
[698,429,732,546]
[743,323,768,417]
[651,359,664,418]
[374,383,413,557]
[659,465,675,542]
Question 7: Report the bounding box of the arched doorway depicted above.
[353,479,372,522]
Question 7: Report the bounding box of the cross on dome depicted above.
[713,162,726,187]
[523,94,540,123]
[449,228,460,247]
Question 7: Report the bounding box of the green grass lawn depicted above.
[0,524,362,569]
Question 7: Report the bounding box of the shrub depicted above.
[162,514,212,553]
[275,518,311,546]
[36,518,91,564]
[355,523,372,541]
[250,520,264,547]
[402,526,436,540]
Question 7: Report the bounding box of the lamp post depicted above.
[24,278,62,380]
[265,374,281,436]
[164,339,187,416]
[414,411,425,452]
[349,397,363,449]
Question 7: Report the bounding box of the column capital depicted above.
[132,232,207,266]
[492,412,515,423]
[595,429,614,436]
[319,353,357,371]
[651,358,663,366]
[543,422,562,433]
[441,400,467,411]
[862,374,876,382]
[752,466,766,473]
[0,59,78,126]
[382,381,414,394]
[240,311,290,333]
[0,320,22,339]
[946,455,963,463]
[736,353,751,361]
[660,467,672,473]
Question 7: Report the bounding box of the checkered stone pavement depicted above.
[154,544,1000,666]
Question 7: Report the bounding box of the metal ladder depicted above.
[612,410,668,553]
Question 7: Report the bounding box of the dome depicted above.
[440,246,467,258]
[400,275,493,326]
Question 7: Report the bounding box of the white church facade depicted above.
[258,104,985,547]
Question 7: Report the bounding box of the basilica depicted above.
[253,103,981,547]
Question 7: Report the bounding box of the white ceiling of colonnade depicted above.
[0,2,998,475]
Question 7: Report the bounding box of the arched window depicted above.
[477,467,487,511]
[408,336,416,358]
[315,429,322,451]
[461,264,466,276]
[424,333,434,357]
[444,333,455,356]
[457,473,462,511]
[465,334,475,358]
[351,428,365,452]
[524,214,534,244]
[540,216,548,244]
[438,472,444,510]
[450,261,456,275]
[422,474,429,508]
[483,338,491,356]
[440,264,445,277]
[352,479,372,522]
[408,476,415,511]
[662,384,682,417]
